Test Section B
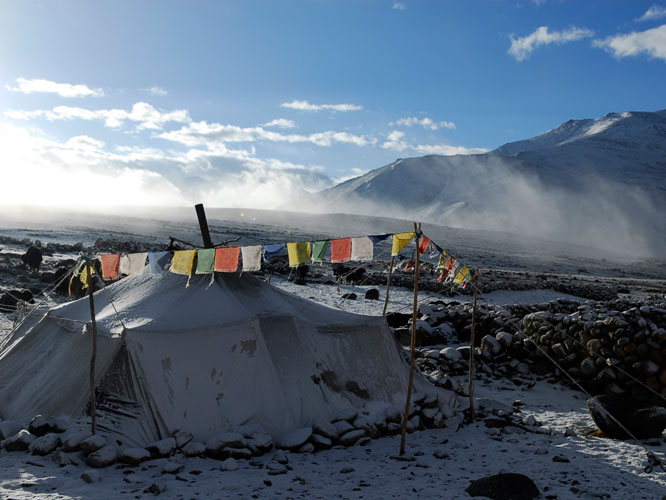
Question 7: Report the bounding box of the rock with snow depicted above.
[62,430,92,452]
[587,395,666,439]
[496,331,514,348]
[173,430,193,449]
[298,442,315,453]
[339,429,366,446]
[466,473,540,500]
[28,415,67,436]
[274,450,289,464]
[3,429,36,451]
[333,419,355,436]
[86,444,117,468]
[206,432,246,458]
[481,335,502,355]
[182,441,205,457]
[146,437,176,458]
[310,433,332,450]
[0,421,24,440]
[246,432,274,455]
[440,347,461,361]
[333,407,358,422]
[28,433,61,455]
[220,457,239,471]
[118,447,151,465]
[81,470,100,484]
[276,427,312,450]
[267,463,288,475]
[312,417,339,440]
[79,435,106,454]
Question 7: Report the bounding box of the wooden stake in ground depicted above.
[468,272,479,421]
[86,260,98,435]
[382,255,396,317]
[400,222,421,455]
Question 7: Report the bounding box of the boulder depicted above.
[3,430,36,451]
[28,415,67,436]
[466,473,540,500]
[364,289,380,300]
[28,433,61,455]
[86,445,117,468]
[79,435,106,454]
[312,417,339,440]
[276,427,312,450]
[62,430,92,451]
[182,441,206,457]
[118,447,151,465]
[206,432,246,459]
[146,437,176,458]
[587,395,666,439]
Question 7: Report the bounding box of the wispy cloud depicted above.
[636,5,666,22]
[280,100,362,112]
[262,118,296,129]
[508,26,594,61]
[146,86,168,96]
[5,77,103,98]
[158,120,375,147]
[392,2,405,10]
[381,130,486,155]
[594,24,666,62]
[5,102,191,129]
[391,116,456,130]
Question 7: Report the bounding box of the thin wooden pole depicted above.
[400,223,421,455]
[468,272,479,421]
[382,255,396,317]
[194,203,213,249]
[86,261,98,435]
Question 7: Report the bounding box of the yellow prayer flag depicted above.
[287,242,311,267]
[454,265,470,285]
[170,250,196,276]
[79,263,95,288]
[391,232,415,256]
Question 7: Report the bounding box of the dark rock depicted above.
[466,473,540,500]
[28,433,61,455]
[385,312,412,328]
[3,430,36,451]
[341,293,357,300]
[28,415,67,436]
[0,288,34,309]
[364,289,380,300]
[587,395,666,439]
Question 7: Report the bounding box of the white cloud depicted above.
[146,86,168,96]
[280,100,362,112]
[593,24,666,62]
[5,77,103,97]
[4,102,191,129]
[262,118,296,129]
[392,2,405,10]
[636,5,666,22]
[391,116,456,130]
[413,143,488,155]
[508,26,594,61]
[158,120,375,147]
[381,130,409,151]
[0,123,333,209]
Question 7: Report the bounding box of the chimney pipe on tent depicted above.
[195,203,213,249]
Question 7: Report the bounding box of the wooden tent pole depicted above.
[86,261,98,435]
[468,272,479,421]
[194,203,213,249]
[400,222,421,455]
[382,255,396,317]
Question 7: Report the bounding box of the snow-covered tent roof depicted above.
[0,271,421,445]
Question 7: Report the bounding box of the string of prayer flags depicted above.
[100,254,120,281]
[195,248,216,274]
[392,232,415,256]
[312,240,330,263]
[170,250,196,276]
[331,238,352,263]
[214,247,240,273]
[287,242,311,267]
[370,234,391,244]
[119,252,148,276]
[148,252,172,275]
[263,243,286,261]
[241,245,262,272]
[351,236,374,262]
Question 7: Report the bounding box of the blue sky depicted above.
[1,0,665,209]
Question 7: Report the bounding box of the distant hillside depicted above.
[313,109,666,257]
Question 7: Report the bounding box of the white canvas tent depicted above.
[0,271,444,445]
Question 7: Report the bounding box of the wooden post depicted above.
[195,203,213,249]
[400,223,421,455]
[382,255,396,317]
[468,272,479,421]
[86,261,98,435]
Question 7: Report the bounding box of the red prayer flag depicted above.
[331,238,352,263]
[100,254,121,281]
[214,247,240,272]
[418,236,431,255]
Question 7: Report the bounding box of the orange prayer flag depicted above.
[214,247,240,272]
[331,238,351,263]
[100,254,121,281]
[418,236,431,255]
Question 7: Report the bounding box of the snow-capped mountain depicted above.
[314,109,666,257]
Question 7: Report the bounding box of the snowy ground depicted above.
[1,211,666,499]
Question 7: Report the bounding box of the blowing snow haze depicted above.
[313,109,666,258]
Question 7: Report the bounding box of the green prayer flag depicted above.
[195,248,216,274]
[312,240,330,263]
